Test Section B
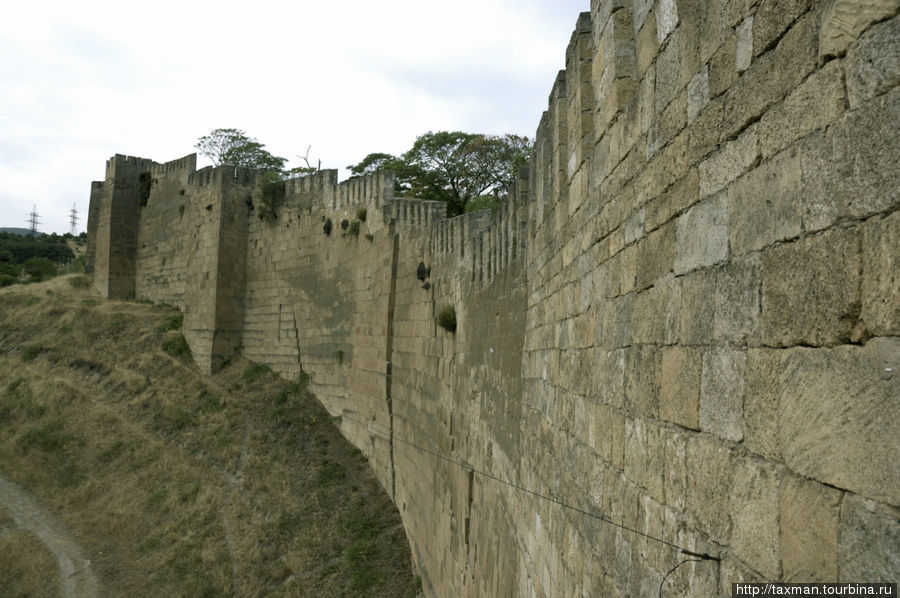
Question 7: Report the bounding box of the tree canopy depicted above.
[349,131,532,216]
[195,128,287,176]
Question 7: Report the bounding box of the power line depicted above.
[336,410,719,563]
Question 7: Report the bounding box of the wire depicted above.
[336,410,720,562]
[659,558,702,598]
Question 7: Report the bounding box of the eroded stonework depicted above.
[89,1,899,595]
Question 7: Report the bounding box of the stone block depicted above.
[634,220,675,290]
[742,348,781,460]
[624,344,661,418]
[687,65,709,124]
[644,168,699,232]
[761,227,861,347]
[639,64,656,136]
[801,87,900,232]
[623,418,665,502]
[729,457,781,580]
[779,342,900,505]
[630,285,667,344]
[845,13,900,109]
[780,474,841,582]
[659,346,701,429]
[678,268,716,345]
[655,0,679,44]
[728,146,802,257]
[674,192,728,275]
[839,494,900,582]
[722,12,819,141]
[685,434,733,543]
[820,0,899,59]
[663,429,687,509]
[699,127,759,199]
[700,348,745,442]
[736,16,754,71]
[714,254,760,346]
[709,33,737,98]
[862,212,900,336]
[635,11,658,77]
[754,0,817,55]
[757,60,847,160]
[597,348,626,408]
[655,25,699,113]
[662,274,682,344]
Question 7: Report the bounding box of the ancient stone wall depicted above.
[88,0,898,595]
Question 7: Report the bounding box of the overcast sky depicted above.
[1,0,587,234]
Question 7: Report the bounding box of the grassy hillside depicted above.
[0,275,419,597]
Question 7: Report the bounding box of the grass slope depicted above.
[0,275,420,597]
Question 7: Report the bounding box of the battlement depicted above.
[86,2,900,595]
[105,153,156,178]
[150,153,197,177]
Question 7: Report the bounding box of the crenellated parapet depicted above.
[85,2,900,594]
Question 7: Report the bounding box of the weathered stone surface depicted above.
[780,474,841,582]
[674,192,728,275]
[679,268,717,345]
[728,146,802,257]
[780,342,900,505]
[659,346,701,429]
[736,16,754,71]
[714,254,760,345]
[743,348,781,460]
[624,345,661,418]
[862,211,900,336]
[709,34,737,97]
[757,59,846,159]
[698,126,758,199]
[839,493,900,581]
[686,435,733,543]
[845,13,900,109]
[802,86,900,232]
[730,457,781,580]
[700,348,745,441]
[754,0,817,55]
[624,418,665,502]
[761,227,861,347]
[656,0,679,44]
[635,10,658,77]
[635,221,675,290]
[687,65,709,123]
[656,24,700,112]
[820,0,899,59]
[722,11,819,141]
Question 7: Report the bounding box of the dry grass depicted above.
[0,275,420,597]
[0,526,60,598]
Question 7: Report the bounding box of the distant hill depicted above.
[0,228,34,236]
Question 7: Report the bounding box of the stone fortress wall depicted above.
[88,0,899,595]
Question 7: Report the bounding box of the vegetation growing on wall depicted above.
[436,305,457,333]
[349,131,532,216]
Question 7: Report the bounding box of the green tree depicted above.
[24,257,57,282]
[349,131,531,216]
[195,128,287,175]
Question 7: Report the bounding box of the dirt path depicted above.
[0,471,98,598]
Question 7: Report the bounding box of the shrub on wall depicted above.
[356,207,367,222]
[260,180,286,221]
[347,221,360,237]
[437,305,456,333]
[138,171,152,206]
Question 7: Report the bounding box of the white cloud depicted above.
[0,0,587,233]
